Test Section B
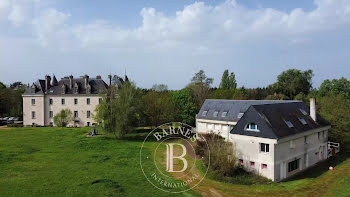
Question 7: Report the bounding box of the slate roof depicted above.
[230,102,330,139]
[23,75,109,95]
[196,99,299,122]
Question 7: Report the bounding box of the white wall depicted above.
[23,95,45,126]
[196,118,236,140]
[45,95,101,127]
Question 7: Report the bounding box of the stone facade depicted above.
[22,74,126,127]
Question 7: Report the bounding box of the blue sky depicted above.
[0,0,349,89]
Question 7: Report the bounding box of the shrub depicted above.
[196,133,239,177]
[53,109,73,127]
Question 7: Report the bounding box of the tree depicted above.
[172,88,198,125]
[219,70,237,90]
[151,84,168,92]
[95,82,140,138]
[10,82,26,90]
[228,72,237,90]
[188,70,213,107]
[53,109,73,127]
[142,90,175,127]
[318,77,350,99]
[317,95,350,143]
[272,69,313,98]
[219,70,229,89]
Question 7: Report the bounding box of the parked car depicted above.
[6,117,15,124]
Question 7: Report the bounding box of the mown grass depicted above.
[0,127,199,196]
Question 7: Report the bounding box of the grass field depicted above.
[0,127,198,196]
[0,127,349,197]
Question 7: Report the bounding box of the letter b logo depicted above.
[166,143,188,172]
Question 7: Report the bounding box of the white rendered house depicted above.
[196,99,330,181]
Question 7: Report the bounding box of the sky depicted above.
[0,0,349,89]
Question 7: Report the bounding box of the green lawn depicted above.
[0,127,198,196]
[0,127,349,197]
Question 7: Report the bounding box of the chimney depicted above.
[84,74,89,88]
[69,75,73,89]
[310,98,317,122]
[45,75,51,93]
[108,75,112,86]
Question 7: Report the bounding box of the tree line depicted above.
[0,69,348,143]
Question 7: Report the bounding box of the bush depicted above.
[53,109,73,127]
[196,133,239,177]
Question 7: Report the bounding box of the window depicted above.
[288,159,300,172]
[87,122,90,127]
[31,99,35,105]
[250,161,255,167]
[207,124,213,130]
[318,132,321,139]
[323,131,326,138]
[260,143,269,152]
[202,111,208,116]
[214,124,220,130]
[246,123,259,131]
[299,108,308,115]
[213,111,219,117]
[99,98,102,104]
[304,136,308,144]
[61,99,65,105]
[221,111,228,117]
[299,118,307,125]
[237,112,244,119]
[74,111,78,118]
[239,159,244,165]
[49,99,53,105]
[49,111,53,118]
[87,98,90,105]
[222,125,228,131]
[262,164,268,169]
[87,111,91,118]
[290,140,295,148]
[31,111,35,119]
[285,120,294,128]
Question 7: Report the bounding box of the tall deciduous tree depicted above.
[95,82,140,138]
[188,70,213,107]
[219,70,237,90]
[272,69,313,98]
[172,88,197,125]
[318,77,350,99]
[219,70,229,89]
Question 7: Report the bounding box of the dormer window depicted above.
[221,111,228,117]
[202,111,208,116]
[61,84,66,94]
[73,83,79,94]
[86,85,91,94]
[299,109,308,116]
[237,113,244,119]
[213,111,218,117]
[285,120,294,128]
[246,123,259,131]
[299,118,307,125]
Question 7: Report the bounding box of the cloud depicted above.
[23,0,350,50]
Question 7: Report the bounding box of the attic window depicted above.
[221,112,228,117]
[246,123,259,131]
[237,113,244,119]
[285,120,294,128]
[299,109,308,116]
[202,111,208,116]
[213,111,219,117]
[299,118,307,125]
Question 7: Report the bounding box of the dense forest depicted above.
[1,69,349,143]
